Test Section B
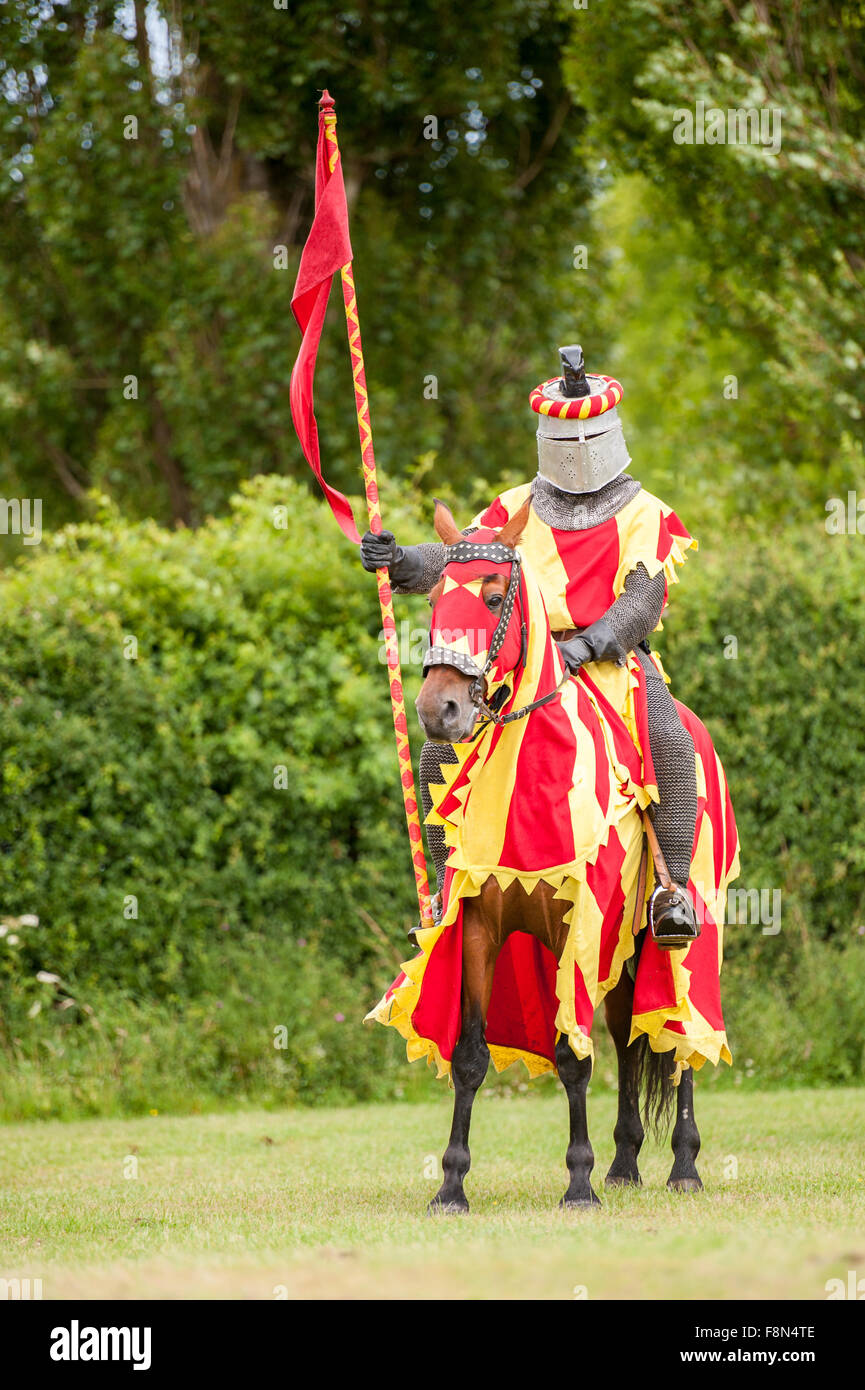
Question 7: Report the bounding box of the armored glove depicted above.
[557,616,627,672]
[359,529,425,589]
[557,634,592,672]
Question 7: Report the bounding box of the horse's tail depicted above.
[634,1033,676,1140]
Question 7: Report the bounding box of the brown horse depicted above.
[412,499,717,1212]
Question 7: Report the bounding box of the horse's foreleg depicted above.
[429,905,496,1215]
[428,1011,488,1214]
[603,966,644,1187]
[667,1065,702,1191]
[555,1033,600,1207]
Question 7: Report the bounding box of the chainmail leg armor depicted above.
[635,647,698,886]
[419,740,460,890]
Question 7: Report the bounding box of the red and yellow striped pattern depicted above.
[473,481,696,658]
[469,483,696,782]
[366,535,738,1079]
[529,374,623,420]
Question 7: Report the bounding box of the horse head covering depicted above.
[423,529,525,705]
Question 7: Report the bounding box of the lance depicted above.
[317,92,434,931]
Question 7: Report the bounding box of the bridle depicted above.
[423,539,570,736]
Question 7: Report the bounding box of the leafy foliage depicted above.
[660,505,865,940]
[0,477,426,1109]
[567,0,865,477]
[0,0,592,526]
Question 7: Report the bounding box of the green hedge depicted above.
[0,478,863,1116]
[0,477,428,1116]
[658,517,865,958]
[653,514,865,1088]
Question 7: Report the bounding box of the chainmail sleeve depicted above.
[392,528,479,595]
[391,542,447,596]
[602,562,666,653]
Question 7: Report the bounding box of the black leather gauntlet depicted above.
[557,616,628,672]
[359,530,427,589]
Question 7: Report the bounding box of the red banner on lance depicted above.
[289,92,360,544]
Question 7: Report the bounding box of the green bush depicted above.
[654,512,865,1087]
[657,515,865,959]
[0,479,863,1117]
[0,477,428,1115]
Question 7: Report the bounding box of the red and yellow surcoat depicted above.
[471,482,696,636]
[470,482,697,747]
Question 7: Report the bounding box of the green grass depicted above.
[1,1088,863,1299]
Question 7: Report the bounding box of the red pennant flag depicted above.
[289,91,360,543]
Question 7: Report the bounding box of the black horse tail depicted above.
[634,1033,676,1140]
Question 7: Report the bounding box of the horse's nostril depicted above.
[442,700,459,724]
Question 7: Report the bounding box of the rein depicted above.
[426,538,570,738]
[468,666,571,740]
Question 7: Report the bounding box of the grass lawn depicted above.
[1,1086,863,1300]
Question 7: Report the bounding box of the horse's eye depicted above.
[486,593,503,611]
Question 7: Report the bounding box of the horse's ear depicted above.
[497,497,532,549]
[433,498,463,545]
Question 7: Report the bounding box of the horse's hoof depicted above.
[667,1175,703,1193]
[559,1189,601,1209]
[427,1195,469,1216]
[605,1173,642,1189]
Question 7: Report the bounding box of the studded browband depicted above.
[442,540,517,566]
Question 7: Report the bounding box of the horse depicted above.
[368,497,738,1212]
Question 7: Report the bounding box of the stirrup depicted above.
[407,891,442,943]
[648,883,700,951]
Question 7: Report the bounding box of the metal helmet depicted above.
[530,346,630,494]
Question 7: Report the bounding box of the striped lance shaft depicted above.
[321,98,433,930]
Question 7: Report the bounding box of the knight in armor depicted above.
[359,346,700,950]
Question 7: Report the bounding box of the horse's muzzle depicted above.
[416,667,479,743]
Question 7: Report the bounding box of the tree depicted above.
[565,0,865,492]
[0,0,596,528]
